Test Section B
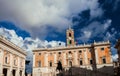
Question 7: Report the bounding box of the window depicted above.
[50,62,52,67]
[14,57,17,66]
[20,59,22,67]
[58,52,61,57]
[14,59,16,65]
[80,60,83,65]
[50,53,52,55]
[69,51,71,54]
[69,61,72,66]
[90,59,93,64]
[4,53,10,64]
[102,57,106,64]
[69,33,72,37]
[39,53,41,55]
[79,50,82,53]
[5,56,8,64]
[69,40,72,44]
[58,52,61,54]
[101,48,104,51]
[38,61,41,67]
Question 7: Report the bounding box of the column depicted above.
[84,49,88,65]
[16,69,19,76]
[54,53,57,66]
[63,53,67,66]
[94,48,99,64]
[9,53,13,76]
[0,48,3,75]
[44,53,48,67]
[17,57,20,76]
[33,53,35,76]
[7,68,11,76]
[74,51,78,66]
[22,69,25,76]
[33,53,35,67]
[10,53,13,67]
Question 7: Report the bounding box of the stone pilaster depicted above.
[44,53,48,67]
[94,48,99,64]
[63,53,67,66]
[33,53,35,67]
[10,53,13,67]
[54,53,57,66]
[0,48,3,75]
[84,49,88,65]
[7,68,11,76]
[74,51,78,66]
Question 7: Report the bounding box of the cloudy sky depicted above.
[0,0,120,72]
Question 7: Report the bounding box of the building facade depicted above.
[33,28,113,76]
[0,36,26,76]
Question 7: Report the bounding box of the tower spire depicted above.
[68,22,73,29]
[69,25,71,29]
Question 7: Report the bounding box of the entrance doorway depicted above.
[69,61,72,67]
[3,68,7,76]
[20,70,22,76]
[12,70,16,76]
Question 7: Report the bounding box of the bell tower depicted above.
[66,26,75,46]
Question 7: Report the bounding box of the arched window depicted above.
[69,61,72,67]
[79,50,82,53]
[69,40,72,44]
[90,59,93,64]
[14,56,18,66]
[69,33,72,37]
[58,52,61,54]
[80,59,83,65]
[5,56,8,64]
[69,51,71,54]
[68,51,72,59]
[38,61,41,67]
[50,62,52,67]
[102,57,106,64]
[4,52,10,64]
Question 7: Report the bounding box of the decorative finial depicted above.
[84,42,85,45]
[69,25,71,29]
[69,22,73,29]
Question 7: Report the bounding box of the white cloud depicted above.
[0,28,65,60]
[0,0,103,39]
[77,31,92,42]
[110,47,118,61]
[104,28,117,41]
[77,19,112,42]
[104,20,112,29]
[112,54,118,61]
[83,31,92,38]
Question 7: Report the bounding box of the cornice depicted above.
[0,35,27,56]
[33,41,110,52]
